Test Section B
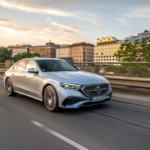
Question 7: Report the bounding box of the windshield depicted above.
[36,60,78,72]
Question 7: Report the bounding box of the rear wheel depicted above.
[43,86,59,112]
[5,78,17,96]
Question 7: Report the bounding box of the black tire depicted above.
[5,78,17,96]
[43,86,59,112]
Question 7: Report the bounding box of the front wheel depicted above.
[5,78,17,96]
[43,86,59,112]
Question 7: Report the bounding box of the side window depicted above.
[26,60,37,71]
[13,63,18,70]
[17,60,27,71]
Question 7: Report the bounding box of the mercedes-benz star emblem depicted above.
[95,86,101,94]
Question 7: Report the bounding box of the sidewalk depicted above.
[113,93,150,108]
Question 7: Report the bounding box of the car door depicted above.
[10,60,27,92]
[21,60,39,98]
[9,63,19,90]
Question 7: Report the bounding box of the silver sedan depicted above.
[3,58,112,112]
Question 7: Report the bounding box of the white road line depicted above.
[31,120,89,150]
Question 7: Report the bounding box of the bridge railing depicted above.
[0,63,5,69]
[73,62,150,78]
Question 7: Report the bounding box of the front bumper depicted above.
[63,95,112,109]
[56,83,112,108]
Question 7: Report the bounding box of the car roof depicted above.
[22,58,63,61]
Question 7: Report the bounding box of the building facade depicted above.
[29,41,60,58]
[94,37,123,62]
[56,42,94,62]
[7,44,31,57]
[56,46,70,58]
[69,42,94,63]
[124,30,150,43]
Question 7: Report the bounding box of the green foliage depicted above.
[13,52,40,62]
[114,37,150,62]
[0,48,13,63]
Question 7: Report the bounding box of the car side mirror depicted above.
[77,67,81,71]
[27,68,38,73]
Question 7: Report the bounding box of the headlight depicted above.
[60,82,81,91]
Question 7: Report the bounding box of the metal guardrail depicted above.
[0,63,5,69]
[0,69,6,73]
[103,75,150,88]
[0,61,150,88]
[73,62,150,78]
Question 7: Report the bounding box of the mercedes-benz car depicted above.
[3,58,112,112]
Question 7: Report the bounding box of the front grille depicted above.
[82,84,109,97]
[82,99,111,107]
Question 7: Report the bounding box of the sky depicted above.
[0,0,150,47]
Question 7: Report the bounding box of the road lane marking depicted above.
[31,120,89,150]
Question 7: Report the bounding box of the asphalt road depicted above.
[0,78,150,150]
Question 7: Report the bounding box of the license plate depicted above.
[91,96,105,102]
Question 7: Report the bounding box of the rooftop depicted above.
[124,30,150,43]
[8,44,31,48]
[22,58,60,61]
[70,42,94,47]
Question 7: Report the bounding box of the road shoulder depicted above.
[0,75,3,79]
[113,93,150,108]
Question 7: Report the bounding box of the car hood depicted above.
[42,71,107,84]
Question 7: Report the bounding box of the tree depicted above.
[114,37,150,62]
[109,37,150,77]
[0,48,13,63]
[13,52,40,62]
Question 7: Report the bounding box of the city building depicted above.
[56,46,71,58]
[124,30,150,43]
[70,42,94,62]
[94,37,123,62]
[0,46,2,48]
[56,42,94,62]
[29,41,60,58]
[7,44,31,57]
